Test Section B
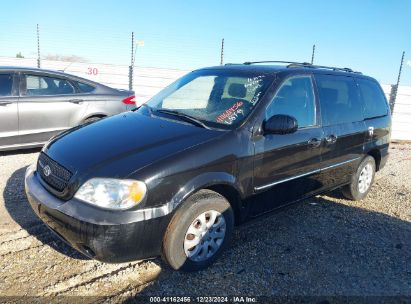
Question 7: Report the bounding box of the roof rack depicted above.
[243,61,305,65]
[287,62,362,74]
[237,61,362,74]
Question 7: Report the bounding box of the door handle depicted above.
[68,99,83,104]
[325,134,338,144]
[0,101,12,106]
[308,138,322,148]
[368,126,374,137]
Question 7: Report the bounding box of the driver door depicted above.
[18,73,83,144]
[251,75,323,215]
[0,72,19,148]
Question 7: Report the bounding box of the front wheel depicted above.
[162,190,234,271]
[341,155,376,201]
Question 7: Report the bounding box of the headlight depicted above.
[74,178,147,210]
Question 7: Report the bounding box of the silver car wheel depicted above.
[358,163,373,193]
[183,210,226,262]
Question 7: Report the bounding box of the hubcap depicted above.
[358,163,373,193]
[183,210,226,262]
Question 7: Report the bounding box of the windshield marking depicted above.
[216,101,244,124]
[250,91,262,105]
[244,75,265,90]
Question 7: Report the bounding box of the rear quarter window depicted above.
[315,74,363,126]
[357,78,388,119]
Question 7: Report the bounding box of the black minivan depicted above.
[25,62,391,271]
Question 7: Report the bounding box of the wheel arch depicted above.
[367,148,381,171]
[205,184,244,224]
[82,113,107,122]
[169,172,246,224]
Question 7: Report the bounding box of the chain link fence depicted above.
[1,24,410,140]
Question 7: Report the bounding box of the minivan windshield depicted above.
[143,70,274,129]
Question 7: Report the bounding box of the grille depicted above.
[37,153,72,192]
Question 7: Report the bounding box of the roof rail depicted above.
[287,62,362,74]
[243,61,306,65]
[239,61,361,74]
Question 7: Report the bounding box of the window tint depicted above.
[315,75,362,126]
[75,81,95,93]
[357,79,388,119]
[25,75,74,96]
[0,74,13,96]
[265,76,316,128]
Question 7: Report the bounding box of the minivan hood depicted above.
[45,111,223,178]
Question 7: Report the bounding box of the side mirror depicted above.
[263,114,298,135]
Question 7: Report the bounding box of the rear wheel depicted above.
[342,156,376,201]
[162,190,234,271]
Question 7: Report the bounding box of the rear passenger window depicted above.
[25,75,75,96]
[0,74,13,96]
[266,76,316,128]
[315,75,362,126]
[357,79,388,119]
[74,81,95,93]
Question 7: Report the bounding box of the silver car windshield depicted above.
[145,70,274,129]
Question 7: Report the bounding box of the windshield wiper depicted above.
[155,109,210,129]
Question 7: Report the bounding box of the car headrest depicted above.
[228,83,246,98]
[57,81,72,94]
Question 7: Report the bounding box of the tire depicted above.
[162,189,234,271]
[341,155,376,201]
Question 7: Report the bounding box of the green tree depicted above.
[16,52,24,58]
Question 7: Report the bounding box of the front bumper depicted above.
[24,165,172,263]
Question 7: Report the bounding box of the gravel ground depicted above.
[0,144,410,302]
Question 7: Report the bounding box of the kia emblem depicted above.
[43,165,52,177]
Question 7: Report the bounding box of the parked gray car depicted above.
[0,66,135,151]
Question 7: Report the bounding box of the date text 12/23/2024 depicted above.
[149,296,257,303]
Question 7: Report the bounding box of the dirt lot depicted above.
[0,144,410,302]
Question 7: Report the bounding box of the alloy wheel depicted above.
[358,163,373,193]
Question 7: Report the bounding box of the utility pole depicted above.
[129,32,134,91]
[311,44,316,65]
[389,51,405,113]
[220,38,224,65]
[36,24,41,68]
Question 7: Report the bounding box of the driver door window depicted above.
[265,76,316,128]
